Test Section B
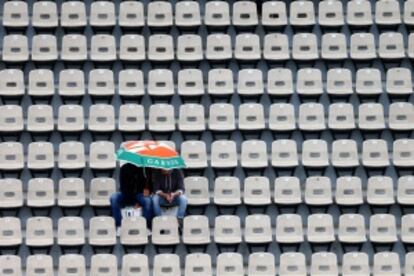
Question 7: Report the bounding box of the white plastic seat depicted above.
[261,1,288,28]
[177,69,204,98]
[362,139,390,168]
[271,140,299,168]
[241,140,268,169]
[356,68,382,97]
[237,69,263,97]
[244,214,272,245]
[119,1,144,29]
[59,69,85,98]
[232,1,258,28]
[58,178,85,208]
[90,35,116,62]
[89,177,116,207]
[238,103,265,131]
[122,254,149,276]
[184,176,210,206]
[393,139,414,167]
[27,142,54,171]
[148,69,174,98]
[175,1,201,29]
[216,253,243,276]
[0,179,23,209]
[178,104,205,132]
[397,176,414,206]
[58,254,86,276]
[206,34,232,61]
[28,69,54,98]
[3,1,29,28]
[185,253,212,276]
[0,105,24,133]
[0,69,25,98]
[326,69,353,97]
[302,140,329,168]
[27,178,54,208]
[379,32,405,59]
[274,177,302,206]
[2,35,29,62]
[120,216,148,247]
[0,142,24,172]
[88,104,115,133]
[342,252,370,276]
[347,0,373,27]
[369,214,398,244]
[119,35,146,62]
[88,69,114,98]
[387,109,408,141]
[279,253,306,276]
[31,34,58,62]
[89,142,116,171]
[405,0,414,26]
[148,104,175,133]
[367,176,395,206]
[89,216,116,248]
[118,104,145,133]
[275,214,304,244]
[350,33,377,60]
[181,140,208,169]
[244,177,271,206]
[373,252,401,276]
[32,1,58,29]
[375,0,401,26]
[297,68,323,97]
[386,68,413,96]
[211,140,238,169]
[406,252,414,276]
[401,214,414,244]
[27,104,54,133]
[335,177,364,206]
[292,33,318,60]
[338,214,367,244]
[148,35,174,62]
[310,252,338,276]
[318,0,344,27]
[358,103,386,131]
[305,176,333,206]
[332,140,359,168]
[152,216,180,246]
[61,1,86,29]
[147,1,173,29]
[204,1,230,28]
[58,142,85,171]
[269,103,296,131]
[90,1,115,29]
[0,217,22,249]
[328,103,355,131]
[213,177,241,206]
[153,254,181,276]
[298,103,325,131]
[263,34,290,61]
[209,103,236,132]
[0,255,22,276]
[183,215,210,246]
[57,216,85,248]
[290,0,316,27]
[177,35,203,62]
[57,105,85,133]
[307,214,335,243]
[26,217,53,248]
[118,70,144,98]
[90,254,118,276]
[321,33,347,60]
[208,69,234,97]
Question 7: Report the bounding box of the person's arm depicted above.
[171,170,185,198]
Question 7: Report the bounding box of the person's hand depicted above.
[165,193,172,203]
[143,188,150,196]
[169,192,176,203]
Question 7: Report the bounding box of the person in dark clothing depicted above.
[152,169,187,220]
[110,163,153,230]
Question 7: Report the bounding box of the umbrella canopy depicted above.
[116,140,186,169]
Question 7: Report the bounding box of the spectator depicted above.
[110,163,153,233]
[152,169,187,224]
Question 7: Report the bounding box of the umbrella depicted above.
[116,140,186,169]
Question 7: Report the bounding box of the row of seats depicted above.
[1,138,413,171]
[1,67,412,99]
[1,175,414,210]
[6,32,414,62]
[1,213,414,249]
[2,251,412,276]
[1,102,412,134]
[4,0,414,30]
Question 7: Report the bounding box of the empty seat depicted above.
[367,176,395,206]
[2,35,29,62]
[88,104,115,133]
[393,139,414,168]
[209,103,236,132]
[269,104,296,131]
[148,104,175,133]
[379,32,405,59]
[0,255,22,276]
[0,105,23,134]
[235,33,261,61]
[57,216,85,248]
[211,140,238,169]
[178,104,205,132]
[297,68,323,97]
[177,35,203,62]
[275,214,304,244]
[184,176,210,206]
[268,68,294,97]
[328,103,355,131]
[302,140,329,168]
[214,216,242,246]
[89,141,116,171]
[89,216,116,248]
[214,177,241,206]
[152,216,180,247]
[90,254,118,276]
[305,176,333,206]
[298,103,325,131]
[61,1,87,29]
[58,142,85,171]
[290,0,316,27]
[183,215,210,246]
[0,142,24,172]
[31,35,58,62]
[370,214,398,244]
[120,216,148,247]
[177,69,204,98]
[27,178,54,209]
[244,177,271,206]
[358,103,386,131]
[292,33,318,61]
[28,69,54,98]
[375,0,401,26]
[263,34,290,61]
[90,35,116,62]
[206,34,232,61]
[216,253,244,276]
[244,214,272,245]
[405,0,414,26]
[241,140,268,169]
[350,33,377,60]
[0,217,22,249]
[118,104,145,133]
[61,34,88,62]
[26,254,53,276]
[0,69,25,98]
[279,253,307,276]
[362,139,390,168]
[118,69,144,98]
[307,214,335,244]
[237,69,264,97]
[32,1,58,29]
[59,69,85,98]
[386,68,413,96]
[318,0,344,27]
[238,103,265,131]
[208,69,234,97]
[261,1,288,28]
[3,1,29,28]
[204,1,230,28]
[356,68,382,96]
[406,252,414,276]
[274,177,302,206]
[326,69,353,97]
[185,253,212,276]
[332,140,359,168]
[342,252,370,276]
[321,33,347,60]
[89,177,116,207]
[27,142,54,172]
[57,105,85,133]
[148,35,174,62]
[175,1,201,29]
[153,254,181,276]
[232,1,258,28]
[58,178,85,208]
[373,252,401,276]
[147,1,173,29]
[181,141,208,169]
[90,1,115,29]
[119,1,144,29]
[26,217,53,249]
[248,252,275,276]
[27,105,54,133]
[148,69,174,98]
[0,179,23,209]
[122,254,149,276]
[347,0,373,27]
[310,252,338,276]
[88,69,115,98]
[397,176,414,206]
[335,177,363,206]
[401,214,414,244]
[59,254,86,276]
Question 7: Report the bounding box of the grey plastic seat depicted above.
[149,104,175,133]
[0,105,24,134]
[177,69,204,98]
[335,177,363,206]
[290,0,316,27]
[148,35,174,62]
[232,1,258,28]
[305,176,333,206]
[27,104,54,133]
[318,0,344,27]
[57,216,85,248]
[241,140,268,169]
[26,217,54,249]
[238,103,265,131]
[122,254,149,276]
[28,69,54,98]
[310,252,338,276]
[342,252,370,276]
[269,104,296,132]
[90,254,118,276]
[271,140,299,168]
[88,104,115,133]
[3,1,29,29]
[185,253,212,276]
[356,68,382,97]
[347,0,373,27]
[120,216,148,247]
[298,103,325,131]
[244,214,272,245]
[153,254,181,276]
[244,177,271,207]
[27,142,54,172]
[177,35,203,62]
[119,35,146,62]
[184,176,210,207]
[0,255,22,276]
[326,69,353,97]
[175,1,201,29]
[369,214,398,244]
[178,104,205,133]
[58,254,86,276]
[292,33,319,61]
[181,141,208,169]
[379,32,405,59]
[216,253,244,276]
[235,35,261,60]
[57,105,85,133]
[27,178,55,209]
[90,34,116,62]
[89,177,116,207]
[58,142,85,171]
[58,178,85,208]
[0,69,25,98]
[375,0,401,26]
[183,215,210,246]
[275,214,304,244]
[237,69,264,97]
[261,1,287,28]
[362,139,390,168]
[321,33,347,60]
[302,140,329,168]
[89,141,116,171]
[0,179,23,209]
[61,1,87,29]
[204,1,230,28]
[206,34,232,61]
[118,69,144,98]
[89,216,116,248]
[211,140,238,169]
[31,34,58,62]
[88,69,115,98]
[358,103,386,131]
[59,69,85,98]
[214,177,241,206]
[2,35,29,62]
[119,1,144,29]
[267,69,294,97]
[263,34,290,61]
[386,68,413,97]
[148,69,174,98]
[209,103,236,132]
[393,139,414,168]
[152,216,180,247]
[0,217,22,249]
[118,104,145,133]
[350,33,377,60]
[373,252,401,276]
[328,103,355,131]
[147,1,173,29]
[279,252,307,276]
[274,177,302,206]
[90,1,115,29]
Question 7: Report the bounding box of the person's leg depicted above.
[110,192,125,227]
[136,193,153,227]
[152,194,163,217]
[171,194,188,219]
